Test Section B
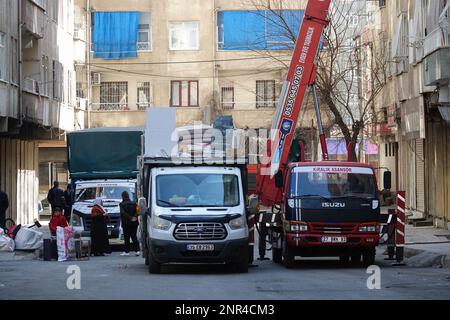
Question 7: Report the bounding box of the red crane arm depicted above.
[256,0,331,206]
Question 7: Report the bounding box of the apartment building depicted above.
[74,0,328,153]
[364,0,450,228]
[0,0,80,223]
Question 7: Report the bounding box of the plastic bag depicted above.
[14,228,43,250]
[57,226,75,262]
[0,234,15,252]
[0,227,4,236]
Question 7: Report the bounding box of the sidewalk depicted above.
[404,224,450,268]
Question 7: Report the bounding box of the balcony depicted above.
[424,47,450,86]
[21,0,45,39]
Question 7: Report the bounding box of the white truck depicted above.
[138,108,252,273]
[67,128,143,242]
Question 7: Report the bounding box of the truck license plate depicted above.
[186,244,215,251]
[321,236,347,243]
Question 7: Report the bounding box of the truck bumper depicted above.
[149,238,248,264]
[285,233,379,255]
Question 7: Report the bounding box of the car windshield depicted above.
[156,174,240,207]
[290,167,377,199]
[76,186,136,202]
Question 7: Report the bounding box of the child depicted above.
[49,207,68,236]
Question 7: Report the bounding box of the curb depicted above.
[404,247,450,268]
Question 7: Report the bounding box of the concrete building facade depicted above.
[364,0,450,228]
[0,0,80,224]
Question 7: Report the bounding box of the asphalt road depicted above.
[1,248,449,300]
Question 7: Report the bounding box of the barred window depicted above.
[137,82,151,110]
[221,87,234,110]
[256,80,276,108]
[99,81,129,111]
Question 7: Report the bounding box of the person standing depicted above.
[90,198,111,256]
[47,181,66,214]
[119,191,140,256]
[63,184,75,223]
[0,189,9,230]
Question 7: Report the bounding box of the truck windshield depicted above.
[156,174,239,207]
[289,169,377,199]
[76,186,136,202]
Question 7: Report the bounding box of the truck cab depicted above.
[70,179,137,241]
[139,161,249,274]
[271,162,380,267]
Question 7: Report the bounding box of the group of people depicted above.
[48,181,140,257]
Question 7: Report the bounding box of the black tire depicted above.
[350,253,361,264]
[148,253,161,274]
[272,248,282,263]
[362,249,376,267]
[282,240,295,268]
[235,251,249,273]
[339,255,350,263]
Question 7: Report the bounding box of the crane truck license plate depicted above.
[187,244,215,251]
[321,236,347,243]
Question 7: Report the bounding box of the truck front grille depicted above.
[310,224,357,235]
[174,222,227,241]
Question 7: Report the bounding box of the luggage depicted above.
[43,238,58,261]
[14,227,43,250]
[0,233,15,252]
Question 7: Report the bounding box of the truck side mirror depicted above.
[274,170,283,189]
[138,197,148,214]
[383,171,392,190]
[247,195,259,215]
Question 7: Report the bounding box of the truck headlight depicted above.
[229,215,246,230]
[152,216,172,231]
[359,224,379,233]
[290,223,308,232]
[71,214,82,227]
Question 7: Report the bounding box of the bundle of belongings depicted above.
[0,220,43,252]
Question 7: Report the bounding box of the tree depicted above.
[242,0,388,161]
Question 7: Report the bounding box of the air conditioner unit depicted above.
[91,72,101,85]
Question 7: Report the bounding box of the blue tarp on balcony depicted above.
[93,12,139,59]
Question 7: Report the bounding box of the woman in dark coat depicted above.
[90,198,111,256]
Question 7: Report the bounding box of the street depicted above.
[1,248,449,300]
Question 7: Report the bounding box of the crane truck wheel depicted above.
[282,241,295,269]
[148,253,161,274]
[272,248,282,263]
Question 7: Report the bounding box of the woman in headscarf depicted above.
[90,198,111,256]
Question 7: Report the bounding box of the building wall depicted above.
[0,138,39,224]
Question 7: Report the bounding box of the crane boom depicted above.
[256,0,331,206]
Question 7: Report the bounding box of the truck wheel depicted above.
[272,248,282,263]
[362,249,376,267]
[282,241,295,269]
[350,253,361,264]
[148,253,161,274]
[234,252,249,273]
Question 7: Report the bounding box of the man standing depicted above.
[0,189,9,229]
[63,184,75,223]
[47,181,66,214]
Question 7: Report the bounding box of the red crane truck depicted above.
[255,0,383,268]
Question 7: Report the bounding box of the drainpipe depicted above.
[86,0,91,128]
[18,0,23,127]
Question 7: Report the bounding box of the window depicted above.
[256,80,276,108]
[137,82,151,110]
[171,80,199,107]
[0,32,6,81]
[99,82,129,111]
[379,0,386,8]
[137,12,151,51]
[169,22,199,50]
[52,60,63,100]
[221,87,235,110]
[10,37,18,84]
[41,56,49,96]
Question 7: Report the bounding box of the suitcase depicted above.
[43,238,58,261]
